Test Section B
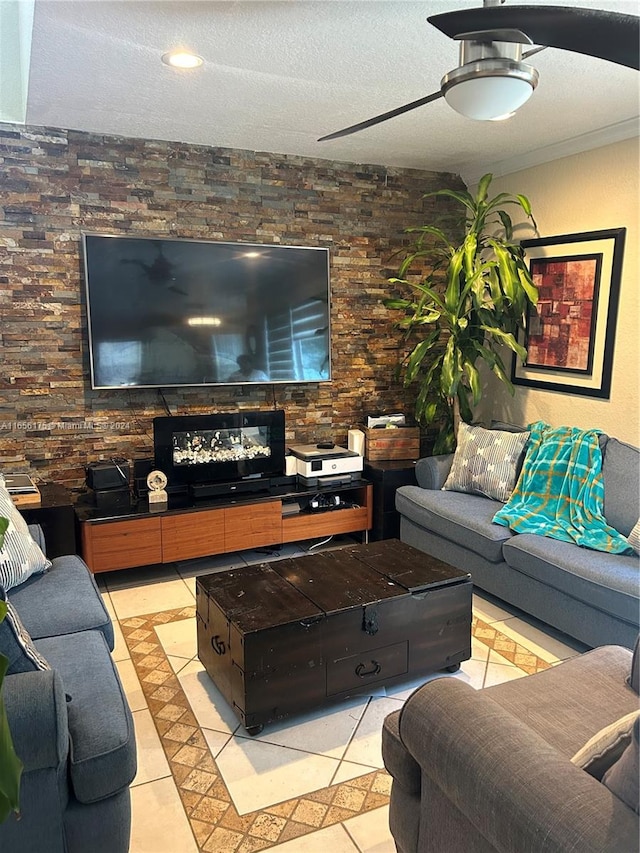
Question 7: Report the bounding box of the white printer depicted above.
[288,444,363,485]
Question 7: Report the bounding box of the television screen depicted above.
[82,234,331,389]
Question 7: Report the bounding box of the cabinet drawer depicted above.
[82,517,162,572]
[162,508,226,562]
[224,501,282,551]
[326,640,408,696]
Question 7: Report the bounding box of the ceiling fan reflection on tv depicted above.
[318,0,640,138]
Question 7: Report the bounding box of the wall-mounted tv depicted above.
[82,234,331,389]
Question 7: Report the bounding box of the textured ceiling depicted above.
[22,0,640,183]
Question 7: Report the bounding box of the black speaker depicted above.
[86,459,130,491]
[94,487,131,511]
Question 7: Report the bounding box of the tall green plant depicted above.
[385,173,538,453]
[0,516,23,823]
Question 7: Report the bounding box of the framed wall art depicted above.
[512,228,626,399]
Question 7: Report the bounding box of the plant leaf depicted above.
[457,384,474,423]
[464,359,482,405]
[516,193,532,216]
[0,603,23,822]
[480,325,527,360]
[444,246,464,314]
[497,209,513,240]
[475,173,493,204]
[516,265,539,305]
[405,332,439,382]
[423,187,475,214]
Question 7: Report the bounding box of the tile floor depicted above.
[96,537,585,853]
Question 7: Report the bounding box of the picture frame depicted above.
[512,228,626,399]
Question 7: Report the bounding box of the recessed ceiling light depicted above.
[162,51,204,70]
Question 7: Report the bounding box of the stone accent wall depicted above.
[0,123,464,489]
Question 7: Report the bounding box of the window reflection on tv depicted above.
[172,427,271,466]
[82,234,331,389]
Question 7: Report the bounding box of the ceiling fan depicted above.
[318,1,640,140]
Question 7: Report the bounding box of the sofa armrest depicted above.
[28,523,47,555]
[414,454,454,490]
[399,677,639,853]
[3,670,69,771]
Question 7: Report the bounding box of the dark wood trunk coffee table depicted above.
[196,539,472,734]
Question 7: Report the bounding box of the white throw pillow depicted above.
[0,481,51,590]
[442,423,530,503]
[571,710,640,781]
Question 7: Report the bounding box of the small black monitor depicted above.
[153,410,286,489]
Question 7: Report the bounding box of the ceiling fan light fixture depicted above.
[441,58,538,121]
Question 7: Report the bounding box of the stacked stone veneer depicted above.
[0,123,464,489]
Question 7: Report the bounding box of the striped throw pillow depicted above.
[0,587,50,674]
[443,423,530,503]
[0,482,51,590]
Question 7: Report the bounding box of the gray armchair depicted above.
[383,640,639,853]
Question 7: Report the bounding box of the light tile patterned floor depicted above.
[99,540,583,853]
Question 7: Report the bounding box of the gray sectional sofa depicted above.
[0,525,136,853]
[396,431,640,649]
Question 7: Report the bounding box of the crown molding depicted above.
[463,117,640,186]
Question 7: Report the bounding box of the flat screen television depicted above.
[82,233,331,389]
[153,410,286,491]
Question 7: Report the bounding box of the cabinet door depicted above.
[81,517,162,572]
[161,508,226,562]
[224,501,282,551]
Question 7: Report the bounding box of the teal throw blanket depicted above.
[493,421,633,554]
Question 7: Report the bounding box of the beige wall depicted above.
[476,137,640,445]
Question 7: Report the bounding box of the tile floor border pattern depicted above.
[121,607,552,853]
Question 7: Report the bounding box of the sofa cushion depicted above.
[503,534,640,625]
[35,630,137,804]
[9,555,114,650]
[603,438,640,537]
[443,423,529,503]
[571,710,640,779]
[0,587,51,674]
[0,483,51,590]
[602,715,640,814]
[396,486,513,563]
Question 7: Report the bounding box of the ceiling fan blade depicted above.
[428,6,639,71]
[318,90,443,141]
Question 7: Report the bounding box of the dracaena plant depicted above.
[0,516,23,823]
[385,173,538,454]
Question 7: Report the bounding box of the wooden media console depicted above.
[78,480,373,573]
